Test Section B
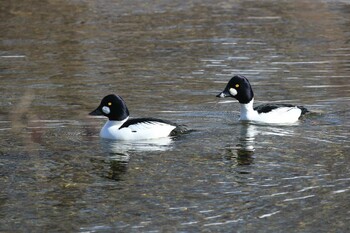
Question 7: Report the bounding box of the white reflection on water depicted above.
[99,137,174,181]
[203,219,243,226]
[239,123,257,153]
[258,210,281,219]
[283,195,315,202]
[224,123,257,166]
[224,122,301,166]
[100,137,174,155]
[332,189,349,194]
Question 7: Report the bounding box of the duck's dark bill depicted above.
[89,108,103,116]
[216,91,228,98]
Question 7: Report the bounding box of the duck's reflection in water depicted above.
[100,137,174,180]
[225,123,256,166]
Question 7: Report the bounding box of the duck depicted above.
[89,94,179,140]
[216,75,308,124]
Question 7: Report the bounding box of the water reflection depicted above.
[1,0,350,231]
[100,137,174,180]
[107,156,129,181]
[224,123,256,166]
[100,137,174,154]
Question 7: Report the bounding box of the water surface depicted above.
[1,0,350,232]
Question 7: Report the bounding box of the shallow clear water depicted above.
[1,0,350,232]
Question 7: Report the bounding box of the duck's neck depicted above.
[104,117,129,128]
[239,99,257,121]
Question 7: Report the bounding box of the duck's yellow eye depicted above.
[108,102,112,106]
[235,84,240,88]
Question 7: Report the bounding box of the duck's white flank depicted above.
[100,118,176,140]
[239,99,302,124]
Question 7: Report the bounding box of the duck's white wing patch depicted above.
[127,121,169,131]
[128,121,175,132]
[270,106,301,115]
[123,121,176,140]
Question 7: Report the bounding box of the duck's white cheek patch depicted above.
[229,88,238,96]
[102,106,110,114]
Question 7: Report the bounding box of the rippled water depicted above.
[1,0,350,232]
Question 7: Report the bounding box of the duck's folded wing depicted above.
[254,104,295,114]
[119,118,176,130]
[254,104,308,115]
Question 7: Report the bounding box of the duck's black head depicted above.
[216,75,254,104]
[89,94,129,121]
